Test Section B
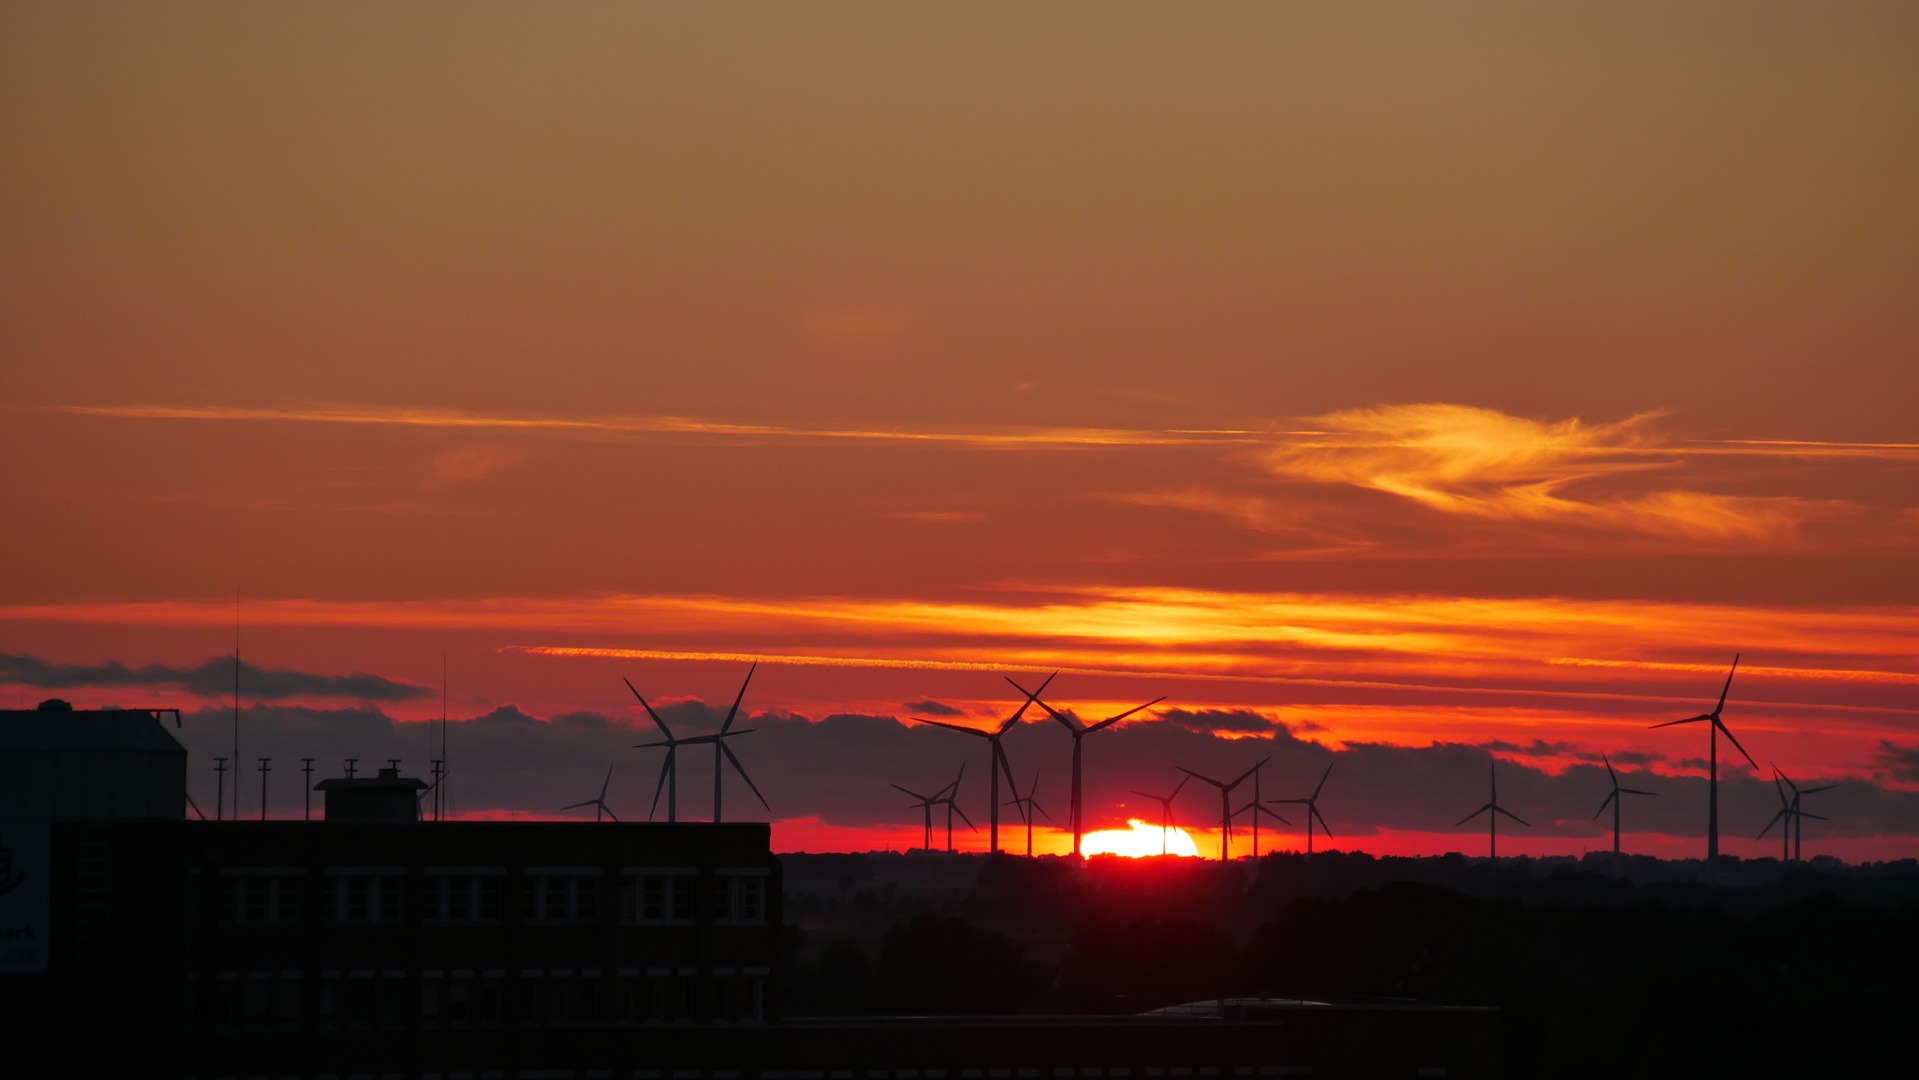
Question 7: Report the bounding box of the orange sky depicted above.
[2,3,1915,857]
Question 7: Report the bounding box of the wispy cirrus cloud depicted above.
[50,403,1267,449]
[1263,404,1843,542]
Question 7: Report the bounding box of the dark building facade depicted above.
[191,821,780,1079]
[2,709,1495,1079]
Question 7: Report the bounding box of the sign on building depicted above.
[0,824,50,973]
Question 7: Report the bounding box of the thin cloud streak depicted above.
[513,646,1907,717]
[51,404,1267,449]
[49,402,1919,460]
[6,590,1913,722]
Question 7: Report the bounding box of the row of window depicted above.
[215,872,765,926]
[209,970,766,1030]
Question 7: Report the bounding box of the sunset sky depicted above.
[3,2,1915,859]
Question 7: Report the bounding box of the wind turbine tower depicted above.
[1651,655,1759,860]
[1130,772,1190,856]
[1009,677,1163,856]
[562,764,620,822]
[632,665,771,823]
[1232,762,1289,858]
[913,673,1054,853]
[1004,772,1051,857]
[1456,760,1530,859]
[1178,759,1269,861]
[1592,752,1656,856]
[1270,764,1334,854]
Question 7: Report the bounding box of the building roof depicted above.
[0,705,187,753]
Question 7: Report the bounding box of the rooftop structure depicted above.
[0,700,187,821]
[313,766,429,822]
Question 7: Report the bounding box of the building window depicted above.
[329,876,403,924]
[214,971,304,1031]
[426,874,503,924]
[523,874,602,923]
[717,873,769,925]
[622,874,696,924]
[216,874,303,925]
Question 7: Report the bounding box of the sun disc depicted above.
[1081,819,1200,858]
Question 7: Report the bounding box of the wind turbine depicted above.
[1008,677,1164,856]
[1005,771,1051,857]
[1761,765,1835,862]
[1591,753,1655,856]
[1178,759,1269,861]
[1232,762,1289,859]
[1456,760,1530,859]
[893,776,957,852]
[633,665,770,823]
[628,677,687,822]
[562,765,620,822]
[1130,772,1191,856]
[1651,655,1759,860]
[913,673,1054,853]
[933,764,975,853]
[1269,764,1334,854]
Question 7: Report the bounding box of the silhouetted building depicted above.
[315,767,430,821]
[1,710,1495,1079]
[0,701,186,821]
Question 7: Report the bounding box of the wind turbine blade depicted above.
[1031,800,1051,821]
[1493,806,1531,827]
[1715,718,1759,771]
[1799,785,1838,795]
[649,753,672,820]
[1456,805,1492,827]
[1651,715,1713,729]
[561,800,595,811]
[950,801,977,830]
[1177,766,1226,789]
[1602,752,1617,785]
[1171,771,1192,797]
[1592,790,1616,819]
[1007,676,1080,732]
[1619,788,1657,796]
[999,671,1058,734]
[599,803,619,823]
[1798,812,1829,821]
[995,742,1019,797]
[624,678,676,739]
[720,742,771,811]
[1312,806,1332,837]
[1228,757,1271,789]
[1312,763,1332,800]
[1086,697,1167,733]
[915,718,991,738]
[1757,809,1787,839]
[1131,790,1163,800]
[720,662,757,734]
[1715,654,1740,715]
[599,764,614,801]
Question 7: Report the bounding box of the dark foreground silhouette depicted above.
[783,852,1919,1077]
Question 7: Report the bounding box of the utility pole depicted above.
[345,758,358,779]
[301,758,315,820]
[258,758,272,820]
[214,757,228,821]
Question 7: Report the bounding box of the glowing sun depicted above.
[1081,819,1200,858]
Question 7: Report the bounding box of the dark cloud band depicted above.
[0,652,432,702]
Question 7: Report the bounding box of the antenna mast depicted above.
[232,590,242,816]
